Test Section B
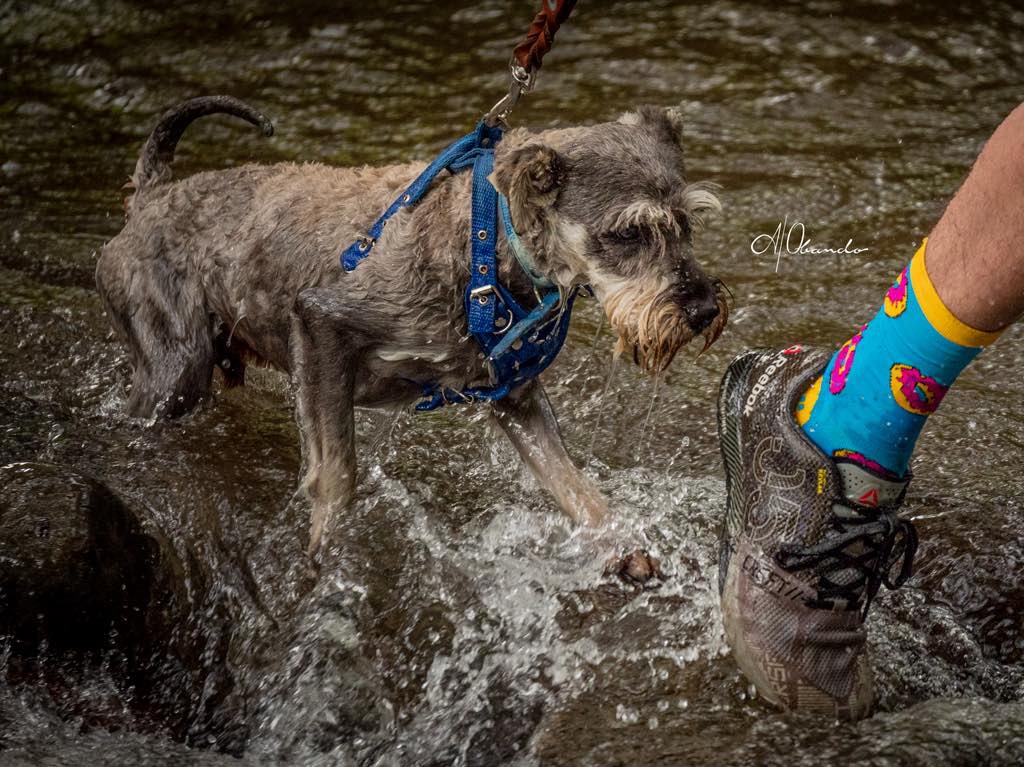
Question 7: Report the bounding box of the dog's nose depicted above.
[685,299,720,334]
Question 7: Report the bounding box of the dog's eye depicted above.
[615,226,640,242]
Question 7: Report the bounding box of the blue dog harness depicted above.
[340,121,582,412]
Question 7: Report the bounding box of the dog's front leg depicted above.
[490,379,608,526]
[491,380,663,584]
[291,289,361,558]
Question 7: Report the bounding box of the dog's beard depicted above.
[601,279,729,374]
[702,285,729,352]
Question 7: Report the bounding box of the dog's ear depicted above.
[619,106,685,147]
[663,106,685,145]
[491,143,566,227]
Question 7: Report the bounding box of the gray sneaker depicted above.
[717,346,918,720]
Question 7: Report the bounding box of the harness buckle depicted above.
[469,284,496,305]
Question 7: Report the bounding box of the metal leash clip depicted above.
[483,62,535,128]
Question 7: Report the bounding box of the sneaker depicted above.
[716,346,918,720]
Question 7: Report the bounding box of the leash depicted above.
[484,0,579,128]
[339,1,581,411]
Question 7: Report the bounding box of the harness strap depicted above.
[467,151,498,334]
[499,194,554,289]
[341,122,501,272]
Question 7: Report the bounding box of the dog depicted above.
[95,96,727,571]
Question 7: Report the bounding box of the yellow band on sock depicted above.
[911,238,1003,348]
[794,374,822,427]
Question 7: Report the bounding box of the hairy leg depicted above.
[927,102,1024,330]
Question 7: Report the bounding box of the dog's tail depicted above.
[126,95,274,212]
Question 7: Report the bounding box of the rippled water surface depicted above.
[2,1,1024,764]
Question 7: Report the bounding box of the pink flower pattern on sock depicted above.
[829,324,867,394]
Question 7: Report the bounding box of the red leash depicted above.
[484,0,579,127]
[513,0,579,73]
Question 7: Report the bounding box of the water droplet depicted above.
[615,704,639,724]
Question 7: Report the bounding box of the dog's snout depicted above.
[675,280,720,333]
[686,299,720,333]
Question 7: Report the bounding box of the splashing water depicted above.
[2,0,1024,764]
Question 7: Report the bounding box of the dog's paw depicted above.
[603,549,665,586]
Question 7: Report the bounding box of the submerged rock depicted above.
[0,461,164,654]
[0,462,210,740]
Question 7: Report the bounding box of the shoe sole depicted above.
[715,350,763,596]
[715,351,793,711]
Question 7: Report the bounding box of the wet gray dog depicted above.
[96,96,727,569]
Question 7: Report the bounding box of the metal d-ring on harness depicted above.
[339,0,582,412]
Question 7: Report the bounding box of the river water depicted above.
[2,1,1023,764]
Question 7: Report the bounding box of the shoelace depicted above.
[775,503,919,617]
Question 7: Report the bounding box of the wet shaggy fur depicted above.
[96,96,727,556]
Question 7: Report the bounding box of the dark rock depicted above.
[0,462,203,738]
[0,461,168,653]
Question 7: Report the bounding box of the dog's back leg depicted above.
[96,236,215,418]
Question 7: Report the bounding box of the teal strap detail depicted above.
[498,194,555,289]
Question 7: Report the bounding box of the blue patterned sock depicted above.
[795,239,1004,478]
